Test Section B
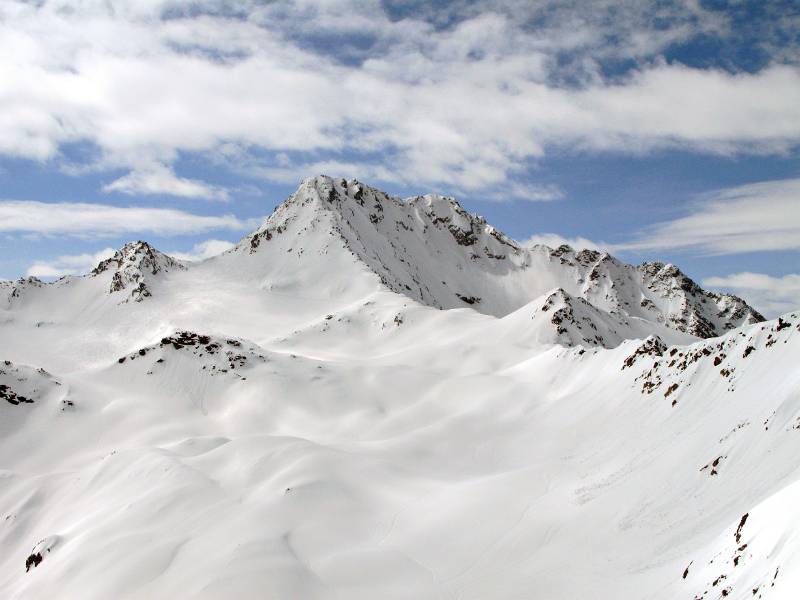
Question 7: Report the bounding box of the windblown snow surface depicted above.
[1,176,798,600]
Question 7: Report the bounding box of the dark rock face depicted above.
[25,553,42,572]
[448,224,478,246]
[456,294,481,305]
[0,382,33,405]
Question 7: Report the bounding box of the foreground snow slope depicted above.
[0,176,797,600]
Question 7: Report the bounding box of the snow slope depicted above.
[0,176,797,600]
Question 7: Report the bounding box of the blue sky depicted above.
[0,0,798,316]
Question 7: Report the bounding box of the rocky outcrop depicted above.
[116,331,267,378]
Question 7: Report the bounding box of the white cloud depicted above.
[0,1,797,196]
[703,272,800,319]
[26,247,116,278]
[482,182,565,203]
[621,178,800,255]
[519,233,611,253]
[103,163,229,200]
[169,239,234,261]
[0,200,255,237]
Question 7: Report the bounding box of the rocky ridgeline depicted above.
[116,331,266,378]
[545,245,763,339]
[93,241,185,302]
[238,175,763,341]
[621,313,798,407]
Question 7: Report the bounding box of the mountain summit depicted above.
[92,241,185,302]
[235,175,762,338]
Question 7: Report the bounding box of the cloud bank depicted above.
[1,0,798,198]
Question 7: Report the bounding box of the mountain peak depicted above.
[283,175,481,227]
[234,176,763,341]
[92,241,185,302]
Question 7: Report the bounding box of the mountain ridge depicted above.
[234,175,763,339]
[0,175,764,345]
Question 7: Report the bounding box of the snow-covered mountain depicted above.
[1,176,797,600]
[239,175,762,337]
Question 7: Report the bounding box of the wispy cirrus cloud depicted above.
[0,200,255,237]
[620,178,800,255]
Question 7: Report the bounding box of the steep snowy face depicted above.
[237,175,526,305]
[240,175,762,338]
[92,241,185,302]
